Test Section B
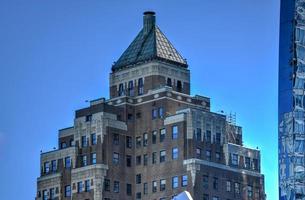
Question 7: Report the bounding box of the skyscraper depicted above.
[36,12,265,200]
[279,1,305,199]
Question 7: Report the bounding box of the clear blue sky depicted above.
[0,0,279,199]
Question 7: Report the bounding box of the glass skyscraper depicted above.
[279,0,305,199]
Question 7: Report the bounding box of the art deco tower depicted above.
[36,12,265,200]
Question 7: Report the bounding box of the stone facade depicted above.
[36,11,265,200]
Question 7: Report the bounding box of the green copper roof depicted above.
[112,12,187,71]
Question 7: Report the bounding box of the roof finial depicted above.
[143,11,156,35]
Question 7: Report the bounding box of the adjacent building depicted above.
[36,11,265,200]
[279,1,305,199]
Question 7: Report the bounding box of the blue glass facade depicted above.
[279,0,305,199]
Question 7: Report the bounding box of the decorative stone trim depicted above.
[37,173,61,200]
[109,61,190,86]
[41,147,77,168]
[164,113,186,125]
[58,127,74,138]
[183,159,263,178]
[71,164,108,200]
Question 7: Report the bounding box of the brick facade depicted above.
[36,11,265,200]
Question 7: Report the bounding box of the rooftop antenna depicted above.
[226,112,236,125]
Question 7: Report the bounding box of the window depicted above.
[85,115,92,122]
[77,181,83,193]
[206,150,211,160]
[234,182,240,194]
[136,174,142,184]
[128,80,134,96]
[216,132,221,144]
[215,152,221,161]
[152,108,158,119]
[226,181,231,192]
[91,153,96,164]
[113,134,119,145]
[203,175,209,189]
[172,176,178,188]
[152,131,157,144]
[152,152,157,164]
[91,133,97,145]
[65,157,71,168]
[172,125,178,139]
[85,180,90,192]
[82,136,87,147]
[167,78,172,87]
[65,185,71,197]
[126,136,132,148]
[248,185,253,198]
[160,128,166,142]
[136,136,141,148]
[127,113,133,121]
[253,159,258,170]
[172,147,178,160]
[82,155,87,166]
[160,179,166,191]
[61,142,67,149]
[136,155,142,165]
[144,154,148,166]
[136,112,142,119]
[42,190,47,200]
[182,175,188,187]
[104,179,110,191]
[49,188,55,199]
[143,133,148,146]
[126,183,132,196]
[196,128,202,141]
[136,192,142,200]
[196,148,201,158]
[114,181,120,193]
[213,177,218,190]
[119,83,124,96]
[143,183,148,194]
[113,152,119,165]
[159,107,164,118]
[245,157,251,169]
[69,139,74,146]
[44,162,50,173]
[138,78,144,95]
[177,80,182,92]
[160,150,166,163]
[232,154,238,166]
[126,155,132,167]
[203,194,209,200]
[152,181,157,193]
[206,130,211,142]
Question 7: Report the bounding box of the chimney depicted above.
[143,11,156,35]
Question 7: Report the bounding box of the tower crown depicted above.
[112,11,187,72]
